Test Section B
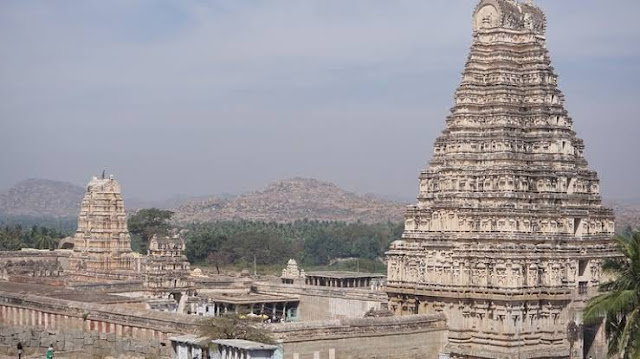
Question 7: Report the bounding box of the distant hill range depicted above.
[1,177,638,229]
[607,201,640,232]
[173,177,407,224]
[0,179,84,218]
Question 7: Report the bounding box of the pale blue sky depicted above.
[1,0,638,201]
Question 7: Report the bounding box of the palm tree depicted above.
[35,235,57,250]
[584,230,640,359]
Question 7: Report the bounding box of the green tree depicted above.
[34,235,58,250]
[198,314,275,344]
[584,230,640,359]
[127,208,174,254]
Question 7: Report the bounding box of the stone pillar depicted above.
[44,311,48,329]
[272,303,277,320]
[283,302,287,322]
[329,348,336,359]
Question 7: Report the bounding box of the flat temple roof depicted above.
[0,281,144,304]
[169,335,210,346]
[305,271,386,279]
[200,293,299,305]
[212,339,278,351]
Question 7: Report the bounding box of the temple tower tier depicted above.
[385,1,617,358]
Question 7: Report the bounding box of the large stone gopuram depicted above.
[69,175,141,279]
[386,1,618,358]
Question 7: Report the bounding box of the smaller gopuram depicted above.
[145,233,192,290]
[280,259,305,285]
[69,175,141,279]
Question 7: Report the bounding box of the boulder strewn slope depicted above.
[0,179,84,218]
[174,177,407,224]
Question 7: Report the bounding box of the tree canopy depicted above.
[127,208,174,253]
[198,314,275,345]
[184,220,402,269]
[584,230,640,359]
[0,225,69,251]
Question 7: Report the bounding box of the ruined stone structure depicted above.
[386,1,618,358]
[145,234,192,290]
[70,175,141,278]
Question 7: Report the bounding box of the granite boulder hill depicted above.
[1,178,636,229]
[173,177,407,224]
[0,179,84,218]
[608,201,640,231]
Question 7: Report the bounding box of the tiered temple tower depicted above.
[144,234,192,290]
[386,1,618,358]
[70,175,140,278]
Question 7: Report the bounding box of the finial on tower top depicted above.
[473,0,546,35]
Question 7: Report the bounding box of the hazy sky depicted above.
[1,0,638,201]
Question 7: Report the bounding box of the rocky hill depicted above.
[608,201,640,232]
[0,179,84,218]
[173,177,407,224]
[3,177,637,230]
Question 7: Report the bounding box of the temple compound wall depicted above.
[0,290,198,358]
[0,251,68,285]
[254,283,387,321]
[0,289,446,359]
[270,314,447,359]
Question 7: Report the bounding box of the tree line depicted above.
[0,225,70,251]
[122,209,403,269]
[182,219,403,270]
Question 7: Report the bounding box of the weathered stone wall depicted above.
[254,283,386,321]
[270,314,447,359]
[0,324,164,359]
[0,290,198,358]
[67,280,145,292]
[0,250,69,280]
[0,287,446,359]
